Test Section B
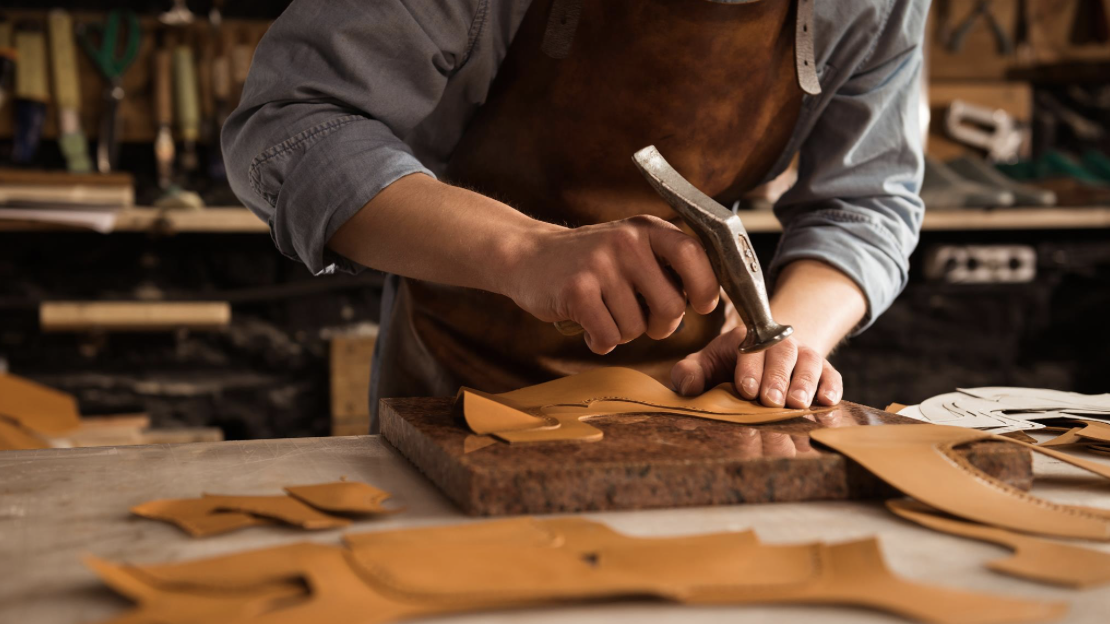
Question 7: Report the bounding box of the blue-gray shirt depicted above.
[223,0,929,332]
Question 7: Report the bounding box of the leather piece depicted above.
[285,482,401,515]
[0,416,49,450]
[794,0,821,94]
[131,482,399,537]
[0,372,81,436]
[889,499,1110,589]
[87,517,1066,624]
[460,367,829,443]
[540,0,582,59]
[812,424,1110,540]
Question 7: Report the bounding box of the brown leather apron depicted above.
[376,0,809,406]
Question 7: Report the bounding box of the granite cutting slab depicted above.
[380,399,1033,516]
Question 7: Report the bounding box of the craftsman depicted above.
[223,0,927,430]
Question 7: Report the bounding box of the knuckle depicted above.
[675,237,705,263]
[562,274,596,306]
[791,372,819,387]
[607,225,642,252]
[764,372,790,388]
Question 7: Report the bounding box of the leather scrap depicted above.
[812,424,1110,541]
[0,372,81,436]
[888,499,1110,589]
[460,367,830,443]
[0,416,49,451]
[285,481,401,515]
[131,481,397,537]
[87,517,1065,624]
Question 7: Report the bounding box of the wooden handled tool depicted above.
[12,23,48,165]
[153,34,175,190]
[48,10,92,173]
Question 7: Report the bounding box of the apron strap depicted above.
[795,0,821,94]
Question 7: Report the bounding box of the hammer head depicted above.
[632,145,792,353]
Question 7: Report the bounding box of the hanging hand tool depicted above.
[12,22,48,165]
[0,19,15,112]
[555,147,792,354]
[947,0,1013,55]
[205,0,228,182]
[48,10,92,173]
[159,0,196,27]
[153,31,175,190]
[78,9,140,174]
[173,39,201,174]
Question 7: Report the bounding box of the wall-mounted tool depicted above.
[174,40,201,174]
[159,0,196,27]
[153,31,175,190]
[946,100,1024,163]
[205,0,228,182]
[48,10,92,173]
[78,10,140,174]
[12,22,48,165]
[946,0,1013,55]
[0,19,16,112]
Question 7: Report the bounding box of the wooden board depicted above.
[380,398,1033,516]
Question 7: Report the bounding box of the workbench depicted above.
[2,435,1109,623]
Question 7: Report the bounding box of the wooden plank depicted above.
[380,398,1033,516]
[40,301,231,332]
[330,333,377,425]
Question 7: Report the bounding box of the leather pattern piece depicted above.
[0,373,81,436]
[131,481,397,537]
[889,499,1110,589]
[86,517,1066,624]
[812,424,1110,541]
[540,0,582,59]
[460,367,830,443]
[0,416,49,450]
[794,0,821,94]
[285,482,401,515]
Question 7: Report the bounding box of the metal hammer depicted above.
[555,145,792,354]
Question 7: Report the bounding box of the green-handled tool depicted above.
[48,10,91,173]
[78,9,140,173]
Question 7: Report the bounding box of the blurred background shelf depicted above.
[4,206,1110,234]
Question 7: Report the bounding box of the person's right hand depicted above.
[507,215,721,354]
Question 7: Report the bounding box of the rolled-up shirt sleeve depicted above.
[770,2,926,334]
[222,0,481,275]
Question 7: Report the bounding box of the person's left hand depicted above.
[670,326,842,408]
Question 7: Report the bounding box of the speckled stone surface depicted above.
[380,399,1033,516]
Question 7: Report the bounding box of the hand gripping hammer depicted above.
[555,145,792,354]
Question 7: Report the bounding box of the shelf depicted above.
[1,206,1109,234]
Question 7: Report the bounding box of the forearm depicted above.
[769,259,867,356]
[328,173,558,295]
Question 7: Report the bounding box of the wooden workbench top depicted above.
[2,435,1108,623]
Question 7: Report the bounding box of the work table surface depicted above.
[2,434,1109,624]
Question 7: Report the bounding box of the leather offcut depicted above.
[459,367,830,443]
[812,424,1110,541]
[888,499,1110,589]
[86,517,1066,624]
[131,481,396,537]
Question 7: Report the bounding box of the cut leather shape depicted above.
[812,424,1110,541]
[89,517,1065,624]
[132,495,348,537]
[463,434,498,453]
[285,482,401,515]
[461,367,828,443]
[0,416,48,450]
[888,499,1110,589]
[0,372,81,435]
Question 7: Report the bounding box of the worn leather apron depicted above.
[376,0,814,407]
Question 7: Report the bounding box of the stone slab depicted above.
[379,399,1033,516]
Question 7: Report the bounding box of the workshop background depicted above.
[1,0,1108,446]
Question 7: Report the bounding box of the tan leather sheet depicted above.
[131,482,396,537]
[87,517,1065,624]
[812,424,1110,541]
[0,373,81,436]
[0,416,49,451]
[461,367,830,443]
[888,499,1110,589]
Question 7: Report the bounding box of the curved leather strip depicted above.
[130,498,276,537]
[888,499,1110,589]
[811,424,1110,541]
[0,373,81,435]
[540,0,582,59]
[794,0,821,95]
[0,417,48,451]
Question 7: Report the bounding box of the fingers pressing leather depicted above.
[785,347,823,408]
[646,222,720,315]
[671,329,744,396]
[759,339,798,408]
[815,360,844,406]
[734,348,764,401]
